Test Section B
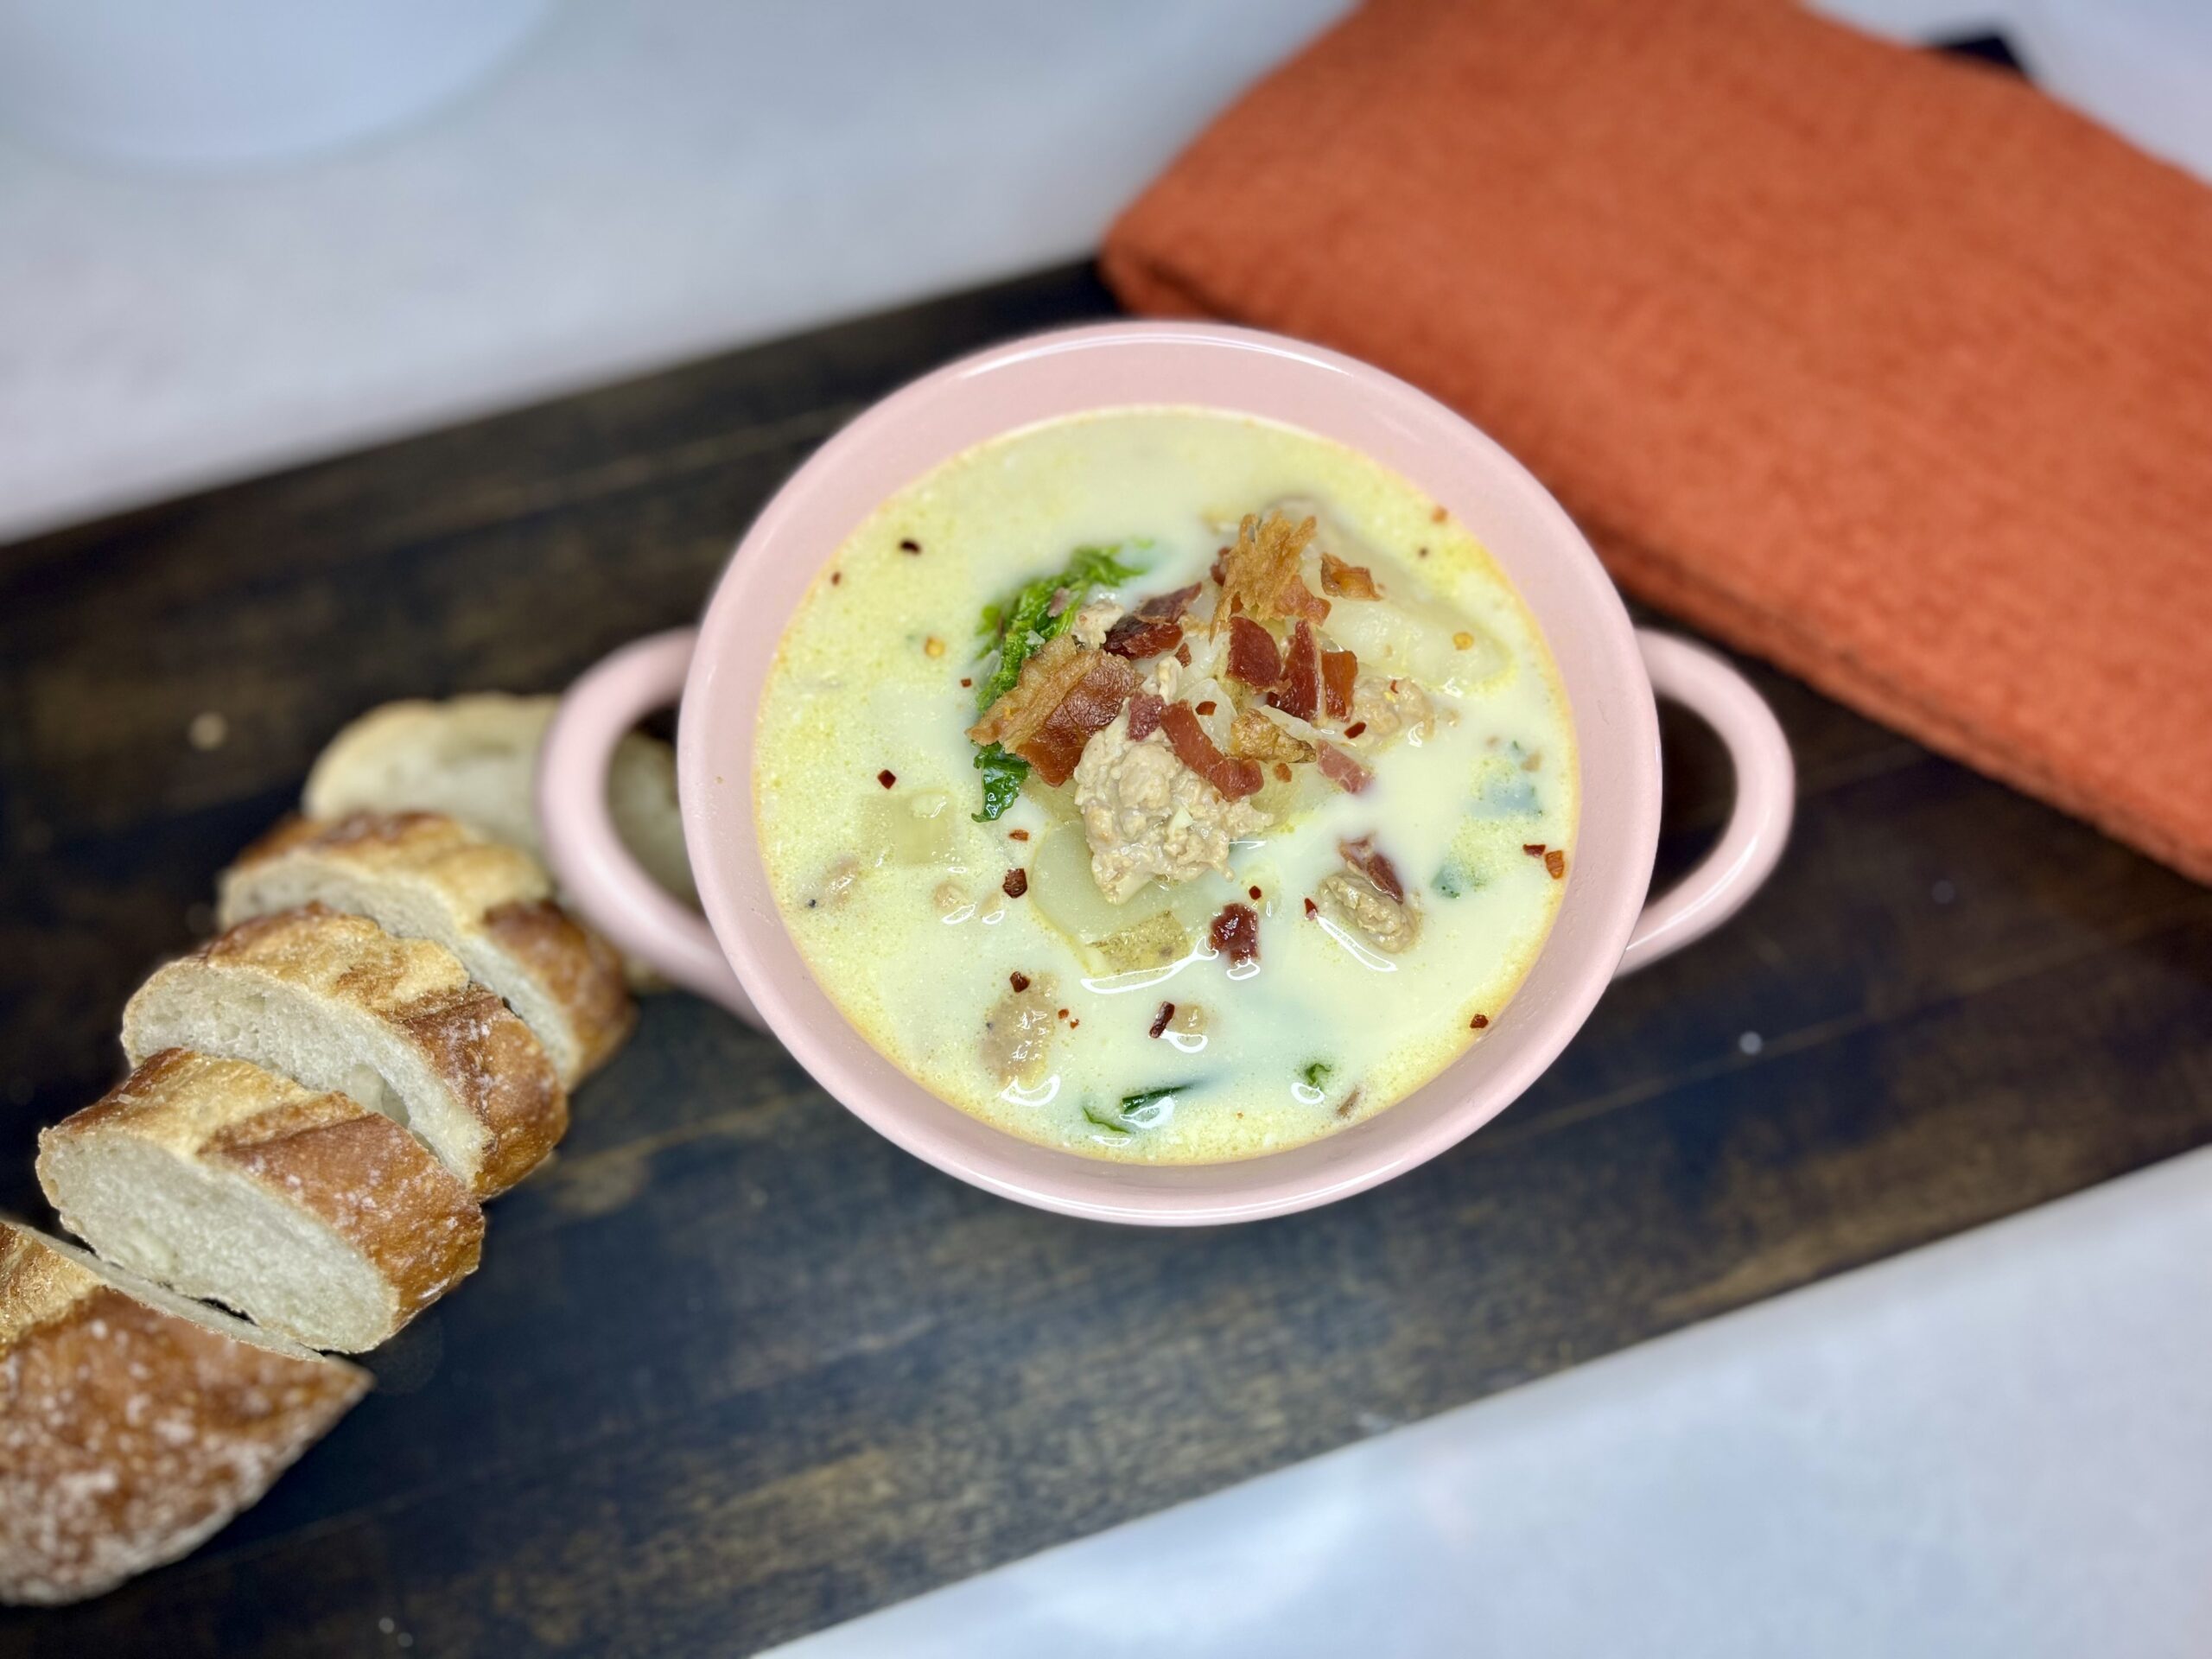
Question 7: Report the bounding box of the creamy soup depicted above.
[753,410,1577,1163]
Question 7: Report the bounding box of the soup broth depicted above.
[754,410,1577,1162]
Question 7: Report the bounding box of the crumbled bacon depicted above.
[1469,1013,1490,1030]
[1148,1001,1175,1039]
[1229,709,1313,766]
[1210,902,1261,965]
[1546,849,1567,880]
[1213,512,1330,632]
[1126,691,1166,741]
[1135,583,1201,623]
[1103,582,1205,658]
[1225,614,1283,690]
[1319,552,1381,600]
[1321,649,1357,721]
[969,635,1140,785]
[1103,614,1184,659]
[1160,701,1264,800]
[1003,868,1028,898]
[1338,836,1406,903]
[1315,742,1373,793]
[1268,620,1321,722]
[1175,642,1192,666]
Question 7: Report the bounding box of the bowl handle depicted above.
[1614,631,1795,976]
[538,629,760,1024]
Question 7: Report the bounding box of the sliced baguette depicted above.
[303,690,696,903]
[122,906,568,1198]
[38,1050,485,1352]
[0,1219,368,1605]
[219,812,633,1085]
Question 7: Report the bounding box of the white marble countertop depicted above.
[2,0,2206,543]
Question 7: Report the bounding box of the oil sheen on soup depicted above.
[754,410,1577,1163]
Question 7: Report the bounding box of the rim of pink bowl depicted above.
[679,321,1662,1224]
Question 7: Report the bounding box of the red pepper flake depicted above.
[1315,741,1373,794]
[959,677,972,689]
[1248,885,1262,901]
[1225,613,1284,690]
[1196,700,1217,716]
[1148,1001,1175,1039]
[1007,829,1030,842]
[1070,1018,1080,1028]
[1273,761,1293,781]
[1344,721,1368,740]
[1320,648,1357,720]
[1303,897,1318,918]
[877,769,897,789]
[1002,868,1028,898]
[1546,849,1567,880]
[1009,971,1031,992]
[1523,842,1547,857]
[1266,620,1320,722]
[1338,836,1406,903]
[830,571,843,585]
[1056,1007,1070,1020]
[1469,1013,1490,1029]
[1161,701,1263,799]
[1210,901,1261,965]
[899,537,922,554]
[1175,642,1192,666]
[1430,505,1446,524]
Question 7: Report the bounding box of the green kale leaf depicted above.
[971,543,1147,715]
[971,742,1030,823]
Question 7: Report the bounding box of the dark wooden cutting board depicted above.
[3,262,2208,1657]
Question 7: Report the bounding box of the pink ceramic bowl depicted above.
[539,322,1793,1224]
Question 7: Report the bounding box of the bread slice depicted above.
[219,812,633,1085]
[303,692,696,906]
[303,694,692,991]
[122,906,568,1198]
[38,1050,485,1352]
[0,1219,368,1605]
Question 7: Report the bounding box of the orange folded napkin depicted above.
[1103,0,2212,884]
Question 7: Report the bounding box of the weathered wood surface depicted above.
[2,262,2207,1658]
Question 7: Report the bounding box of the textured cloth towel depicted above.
[1103,0,2212,884]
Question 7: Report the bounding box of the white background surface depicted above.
[772,1147,2212,1659]
[3,0,2209,542]
[0,0,1348,541]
